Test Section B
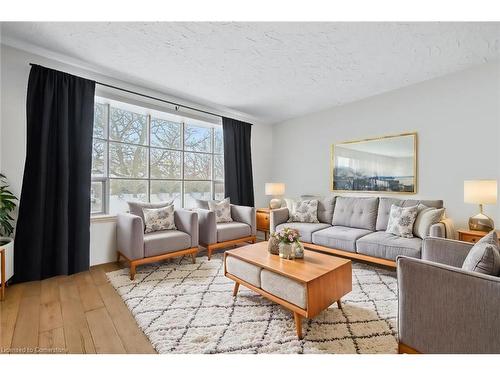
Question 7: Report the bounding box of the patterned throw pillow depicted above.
[386,204,419,238]
[208,197,233,223]
[287,199,320,223]
[462,231,500,276]
[142,205,176,233]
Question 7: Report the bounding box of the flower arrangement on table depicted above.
[271,227,304,259]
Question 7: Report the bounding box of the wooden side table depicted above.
[457,229,500,244]
[256,208,271,240]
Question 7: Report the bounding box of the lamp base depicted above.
[269,198,282,210]
[469,213,494,232]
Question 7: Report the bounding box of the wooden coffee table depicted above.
[224,242,352,339]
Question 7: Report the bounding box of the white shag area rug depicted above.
[106,253,398,354]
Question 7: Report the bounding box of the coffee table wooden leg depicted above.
[294,312,303,339]
[232,282,240,296]
[337,299,342,309]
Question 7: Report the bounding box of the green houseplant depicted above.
[0,173,17,245]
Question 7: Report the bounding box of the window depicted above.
[91,97,224,215]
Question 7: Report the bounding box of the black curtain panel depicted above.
[222,117,255,207]
[14,65,95,282]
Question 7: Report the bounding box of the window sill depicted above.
[90,214,117,223]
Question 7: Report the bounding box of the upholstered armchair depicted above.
[397,237,500,353]
[116,208,199,280]
[198,204,256,260]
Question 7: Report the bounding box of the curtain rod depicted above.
[29,63,224,119]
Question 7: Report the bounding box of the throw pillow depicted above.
[287,199,320,223]
[142,205,176,233]
[462,231,500,276]
[128,200,174,229]
[208,197,233,223]
[413,204,445,239]
[193,198,210,210]
[386,204,419,238]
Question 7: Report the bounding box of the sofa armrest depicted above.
[174,209,199,247]
[397,256,500,353]
[197,209,217,245]
[270,207,289,233]
[422,237,473,267]
[231,205,256,236]
[116,213,144,260]
[429,223,445,238]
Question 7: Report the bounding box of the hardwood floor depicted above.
[0,262,156,354]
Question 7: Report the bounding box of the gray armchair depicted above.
[117,209,199,280]
[397,237,500,353]
[198,204,256,260]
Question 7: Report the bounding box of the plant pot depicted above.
[0,237,14,283]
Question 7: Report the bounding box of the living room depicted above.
[1,1,499,372]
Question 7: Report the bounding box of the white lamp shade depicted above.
[265,183,285,196]
[464,180,498,204]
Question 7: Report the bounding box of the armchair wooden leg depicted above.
[337,299,342,309]
[130,263,136,281]
[233,282,240,296]
[191,253,196,264]
[207,248,212,260]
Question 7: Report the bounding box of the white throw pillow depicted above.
[413,204,445,239]
[208,197,233,223]
[142,205,176,233]
[287,199,320,223]
[386,204,419,238]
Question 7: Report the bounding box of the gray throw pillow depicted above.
[462,231,500,276]
[193,198,210,210]
[287,199,319,223]
[208,197,233,223]
[386,204,419,238]
[413,204,445,239]
[142,205,176,233]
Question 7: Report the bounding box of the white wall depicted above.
[0,44,273,265]
[272,62,500,229]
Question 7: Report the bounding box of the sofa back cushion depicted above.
[376,197,443,231]
[332,197,379,231]
[317,196,336,224]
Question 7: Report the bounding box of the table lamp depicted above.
[464,180,497,231]
[265,183,285,209]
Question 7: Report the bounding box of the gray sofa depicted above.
[398,237,500,353]
[271,196,447,266]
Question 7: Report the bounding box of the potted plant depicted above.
[272,227,304,260]
[1,173,17,283]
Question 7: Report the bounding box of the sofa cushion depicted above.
[312,226,372,253]
[413,205,445,239]
[144,229,191,257]
[225,256,262,287]
[332,197,379,231]
[217,222,251,242]
[260,269,307,309]
[462,231,500,276]
[276,222,331,243]
[356,231,422,260]
[376,197,444,231]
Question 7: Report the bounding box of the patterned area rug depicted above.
[106,254,398,354]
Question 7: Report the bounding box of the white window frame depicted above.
[91,97,224,215]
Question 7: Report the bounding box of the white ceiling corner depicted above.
[1,22,499,124]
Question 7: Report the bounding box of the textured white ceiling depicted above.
[1,22,499,123]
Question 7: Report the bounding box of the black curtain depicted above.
[222,117,255,207]
[14,65,95,283]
